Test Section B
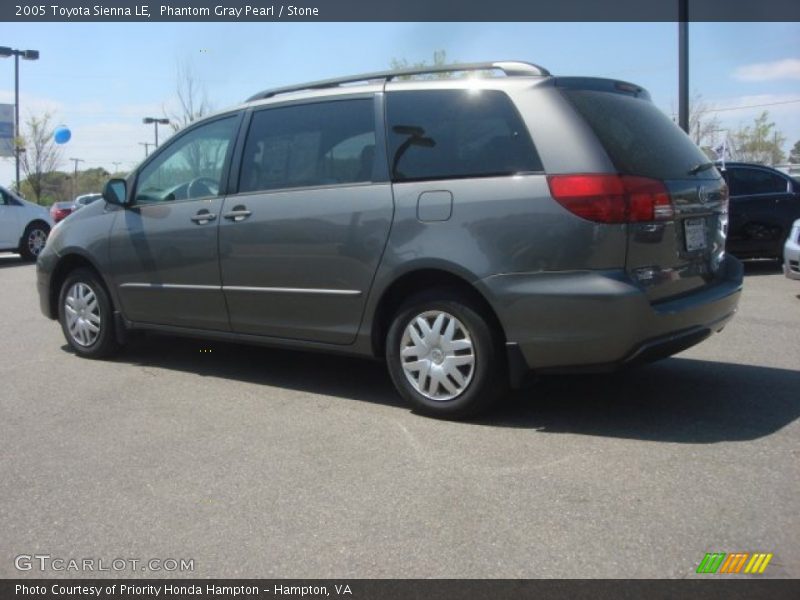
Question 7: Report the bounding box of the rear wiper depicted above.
[688,161,714,175]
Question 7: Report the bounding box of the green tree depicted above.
[75,167,111,196]
[390,50,458,80]
[18,112,63,204]
[731,111,786,165]
[789,140,800,164]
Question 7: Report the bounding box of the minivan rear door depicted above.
[562,85,729,302]
[218,96,393,344]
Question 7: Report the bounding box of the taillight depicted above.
[547,174,673,224]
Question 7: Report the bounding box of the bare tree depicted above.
[18,113,63,204]
[689,93,723,151]
[166,60,212,133]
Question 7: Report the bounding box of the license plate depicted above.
[684,218,707,252]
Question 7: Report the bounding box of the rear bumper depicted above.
[478,255,743,380]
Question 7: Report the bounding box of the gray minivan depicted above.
[37,61,743,418]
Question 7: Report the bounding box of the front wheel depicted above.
[19,223,49,261]
[385,292,507,419]
[58,268,119,359]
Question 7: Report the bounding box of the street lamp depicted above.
[142,117,169,148]
[0,46,40,191]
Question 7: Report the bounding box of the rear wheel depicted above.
[58,268,120,359]
[385,291,507,419]
[19,222,49,261]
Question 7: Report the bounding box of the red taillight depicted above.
[547,174,673,224]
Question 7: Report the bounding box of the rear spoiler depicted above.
[554,77,651,101]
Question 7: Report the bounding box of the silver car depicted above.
[784,219,800,280]
[36,61,743,418]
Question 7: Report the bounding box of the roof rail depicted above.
[246,61,550,102]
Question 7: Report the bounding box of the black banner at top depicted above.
[2,0,800,22]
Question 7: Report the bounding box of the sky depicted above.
[1,21,799,193]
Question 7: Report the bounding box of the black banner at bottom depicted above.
[2,579,799,600]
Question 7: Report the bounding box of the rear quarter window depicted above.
[386,89,542,182]
[563,89,711,181]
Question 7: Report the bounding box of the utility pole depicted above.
[139,142,152,158]
[68,157,84,201]
[678,0,689,134]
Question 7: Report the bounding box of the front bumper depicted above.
[36,250,57,319]
[478,255,743,377]
[783,238,800,281]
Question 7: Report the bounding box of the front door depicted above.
[108,115,240,330]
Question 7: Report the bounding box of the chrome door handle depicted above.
[224,209,252,222]
[191,211,217,224]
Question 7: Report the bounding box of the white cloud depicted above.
[733,58,800,82]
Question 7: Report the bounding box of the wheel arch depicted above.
[369,266,507,358]
[48,252,115,320]
[17,218,51,247]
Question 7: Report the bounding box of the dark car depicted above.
[36,61,743,419]
[719,162,800,260]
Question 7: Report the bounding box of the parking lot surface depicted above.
[1,255,798,578]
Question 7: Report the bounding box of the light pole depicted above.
[139,142,153,158]
[0,46,40,192]
[142,117,169,148]
[111,161,122,173]
[678,0,689,134]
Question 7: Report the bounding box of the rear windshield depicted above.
[563,90,711,180]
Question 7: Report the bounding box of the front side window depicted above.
[386,89,541,182]
[135,116,238,204]
[726,167,788,197]
[239,98,376,194]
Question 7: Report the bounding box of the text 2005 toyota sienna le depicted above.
[37,61,743,419]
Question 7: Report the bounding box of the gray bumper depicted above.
[478,255,743,375]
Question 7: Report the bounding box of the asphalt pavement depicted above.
[0,255,798,578]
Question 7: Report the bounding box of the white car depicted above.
[784,219,800,280]
[0,185,54,261]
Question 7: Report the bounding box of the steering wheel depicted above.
[187,177,219,198]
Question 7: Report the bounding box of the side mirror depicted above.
[103,178,128,206]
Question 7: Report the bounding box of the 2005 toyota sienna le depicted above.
[37,61,743,419]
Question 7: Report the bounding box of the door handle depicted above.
[191,211,217,224]
[224,206,252,222]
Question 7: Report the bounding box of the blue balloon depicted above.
[54,126,71,144]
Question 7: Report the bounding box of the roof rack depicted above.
[246,61,550,102]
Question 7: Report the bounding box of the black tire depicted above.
[58,268,120,359]
[19,222,49,261]
[385,290,508,419]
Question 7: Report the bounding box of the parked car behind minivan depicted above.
[36,61,743,418]
[0,185,52,260]
[718,161,800,260]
